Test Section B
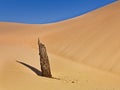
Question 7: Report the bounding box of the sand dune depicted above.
[0,1,120,90]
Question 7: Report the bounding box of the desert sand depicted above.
[0,1,120,90]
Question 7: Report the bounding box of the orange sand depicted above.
[0,1,120,90]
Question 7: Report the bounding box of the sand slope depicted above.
[0,1,120,90]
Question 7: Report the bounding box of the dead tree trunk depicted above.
[38,39,52,78]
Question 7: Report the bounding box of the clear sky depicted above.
[0,0,117,24]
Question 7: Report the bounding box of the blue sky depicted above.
[0,0,117,24]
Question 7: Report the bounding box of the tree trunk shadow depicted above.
[16,60,42,76]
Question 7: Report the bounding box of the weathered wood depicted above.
[38,39,52,78]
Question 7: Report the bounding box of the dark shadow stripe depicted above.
[16,60,42,76]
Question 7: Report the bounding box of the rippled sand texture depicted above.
[0,1,120,90]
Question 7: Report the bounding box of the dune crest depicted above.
[0,1,120,90]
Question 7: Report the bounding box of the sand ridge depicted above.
[0,1,120,90]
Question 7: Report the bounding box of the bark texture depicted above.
[38,39,52,78]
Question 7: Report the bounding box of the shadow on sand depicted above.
[16,60,42,76]
[16,60,61,80]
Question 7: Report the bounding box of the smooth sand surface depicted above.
[0,1,120,90]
